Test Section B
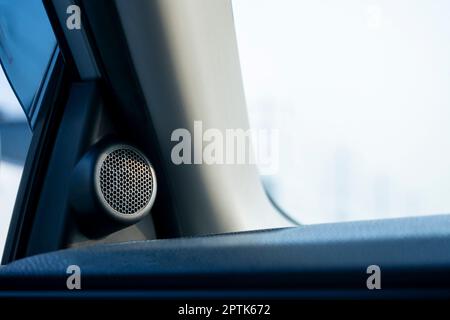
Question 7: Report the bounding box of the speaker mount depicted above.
[69,138,157,238]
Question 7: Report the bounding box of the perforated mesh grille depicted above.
[99,148,153,215]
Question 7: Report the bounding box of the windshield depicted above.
[233,0,450,224]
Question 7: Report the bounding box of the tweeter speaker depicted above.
[70,139,157,237]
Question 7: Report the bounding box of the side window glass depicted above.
[0,0,56,117]
[0,0,55,260]
[0,66,31,260]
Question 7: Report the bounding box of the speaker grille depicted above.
[99,147,153,215]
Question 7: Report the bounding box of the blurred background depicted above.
[0,66,31,254]
[233,0,450,224]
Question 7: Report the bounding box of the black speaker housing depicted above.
[69,138,157,238]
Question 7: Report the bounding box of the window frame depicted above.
[1,48,70,264]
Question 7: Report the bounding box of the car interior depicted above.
[0,0,450,306]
